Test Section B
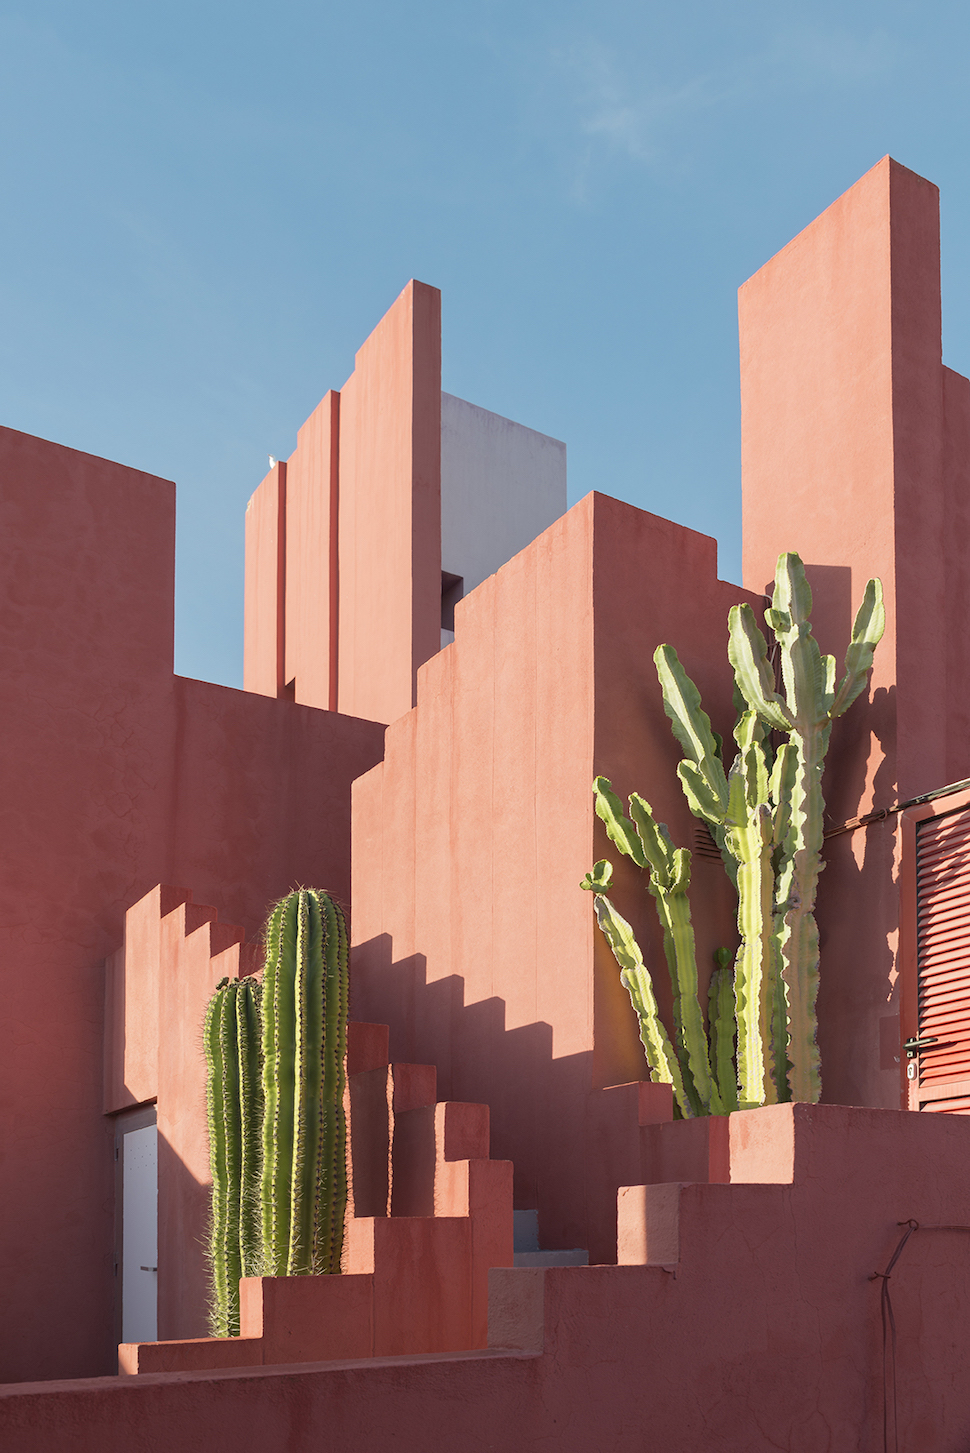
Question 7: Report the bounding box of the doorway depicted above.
[114,1106,158,1345]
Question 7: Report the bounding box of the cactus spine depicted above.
[261,888,349,1277]
[587,552,884,1111]
[204,975,263,1336]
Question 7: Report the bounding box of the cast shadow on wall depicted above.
[817,683,900,1108]
[351,938,630,1255]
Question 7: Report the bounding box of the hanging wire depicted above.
[870,1220,970,1452]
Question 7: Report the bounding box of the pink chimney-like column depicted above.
[244,280,442,726]
[740,156,970,1110]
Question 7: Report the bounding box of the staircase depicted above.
[107,886,513,1376]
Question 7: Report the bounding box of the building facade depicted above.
[3,156,970,1451]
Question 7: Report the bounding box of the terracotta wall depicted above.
[244,281,442,725]
[242,460,286,699]
[739,155,970,1109]
[7,152,963,1394]
[337,280,441,724]
[7,1104,970,1452]
[285,393,339,710]
[0,426,384,1383]
[352,490,759,1256]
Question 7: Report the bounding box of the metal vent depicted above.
[914,808,970,1089]
[692,824,722,862]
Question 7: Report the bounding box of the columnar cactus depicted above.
[586,551,884,1111]
[728,556,885,1101]
[654,646,789,1106]
[584,857,691,1114]
[204,887,350,1332]
[204,975,263,1336]
[261,888,349,1276]
[708,950,738,1114]
[585,786,711,1117]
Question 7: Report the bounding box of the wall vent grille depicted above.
[915,807,970,1102]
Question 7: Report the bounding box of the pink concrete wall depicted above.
[336,280,441,724]
[243,281,442,725]
[242,461,286,698]
[8,155,965,1403]
[352,491,758,1260]
[7,1105,970,1452]
[739,155,970,1110]
[0,425,385,1383]
[107,959,512,1362]
[284,392,339,710]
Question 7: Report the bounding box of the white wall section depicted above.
[440,393,567,600]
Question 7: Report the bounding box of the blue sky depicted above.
[2,1,969,686]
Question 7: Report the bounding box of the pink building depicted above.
[3,156,970,1450]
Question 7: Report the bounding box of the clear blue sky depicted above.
[2,1,969,686]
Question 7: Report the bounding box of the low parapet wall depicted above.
[7,1103,970,1452]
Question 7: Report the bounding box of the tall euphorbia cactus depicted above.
[586,552,884,1111]
[261,888,349,1276]
[204,975,263,1336]
[654,645,793,1107]
[728,555,885,1101]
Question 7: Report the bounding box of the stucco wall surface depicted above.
[0,425,385,1383]
[740,155,970,1111]
[4,1104,970,1452]
[351,489,761,1260]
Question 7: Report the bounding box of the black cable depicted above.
[870,1220,970,1452]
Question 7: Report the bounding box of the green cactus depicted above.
[585,779,722,1117]
[730,557,885,1101]
[261,888,349,1277]
[587,551,883,1112]
[652,644,781,1105]
[723,714,781,1107]
[204,887,350,1333]
[204,975,263,1336]
[583,858,692,1115]
[709,949,738,1114]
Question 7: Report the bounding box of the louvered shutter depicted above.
[915,807,970,1111]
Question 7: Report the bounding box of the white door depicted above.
[122,1124,157,1343]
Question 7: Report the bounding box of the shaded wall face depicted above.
[440,392,567,599]
[0,429,177,1384]
[0,426,385,1383]
[738,155,970,1110]
[352,491,758,1254]
[245,282,443,725]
